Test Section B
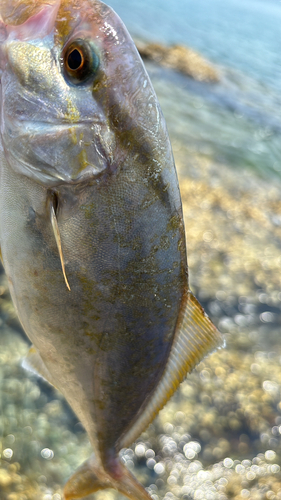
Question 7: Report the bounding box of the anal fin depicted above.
[120,291,223,449]
[22,345,57,388]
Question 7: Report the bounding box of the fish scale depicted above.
[0,1,222,499]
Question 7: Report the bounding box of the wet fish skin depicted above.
[0,1,222,499]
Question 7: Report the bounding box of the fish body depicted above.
[0,1,222,499]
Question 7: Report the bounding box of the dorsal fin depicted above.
[119,291,223,449]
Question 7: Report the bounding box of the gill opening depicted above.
[49,191,71,292]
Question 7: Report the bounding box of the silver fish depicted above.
[0,1,222,499]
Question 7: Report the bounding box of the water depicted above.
[108,0,281,178]
[109,0,281,90]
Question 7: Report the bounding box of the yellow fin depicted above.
[64,455,108,500]
[50,204,71,291]
[120,291,223,449]
[22,345,57,388]
[64,454,152,500]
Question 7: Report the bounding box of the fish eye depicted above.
[63,39,99,85]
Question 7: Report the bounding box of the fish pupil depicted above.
[67,48,83,71]
[63,39,99,85]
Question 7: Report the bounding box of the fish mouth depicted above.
[2,116,118,187]
[4,142,111,187]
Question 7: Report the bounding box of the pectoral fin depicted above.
[120,291,223,449]
[50,198,71,292]
[22,345,57,388]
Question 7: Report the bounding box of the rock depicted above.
[136,41,219,82]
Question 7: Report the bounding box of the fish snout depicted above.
[0,0,60,77]
[2,1,61,42]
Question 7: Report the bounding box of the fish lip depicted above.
[46,169,111,188]
[8,118,104,130]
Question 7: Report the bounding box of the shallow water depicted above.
[108,0,281,180]
[1,1,281,500]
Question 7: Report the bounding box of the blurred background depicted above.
[1,0,281,499]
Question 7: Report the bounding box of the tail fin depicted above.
[64,454,152,500]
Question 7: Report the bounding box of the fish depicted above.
[0,1,222,499]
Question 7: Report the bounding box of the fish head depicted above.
[0,0,167,186]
